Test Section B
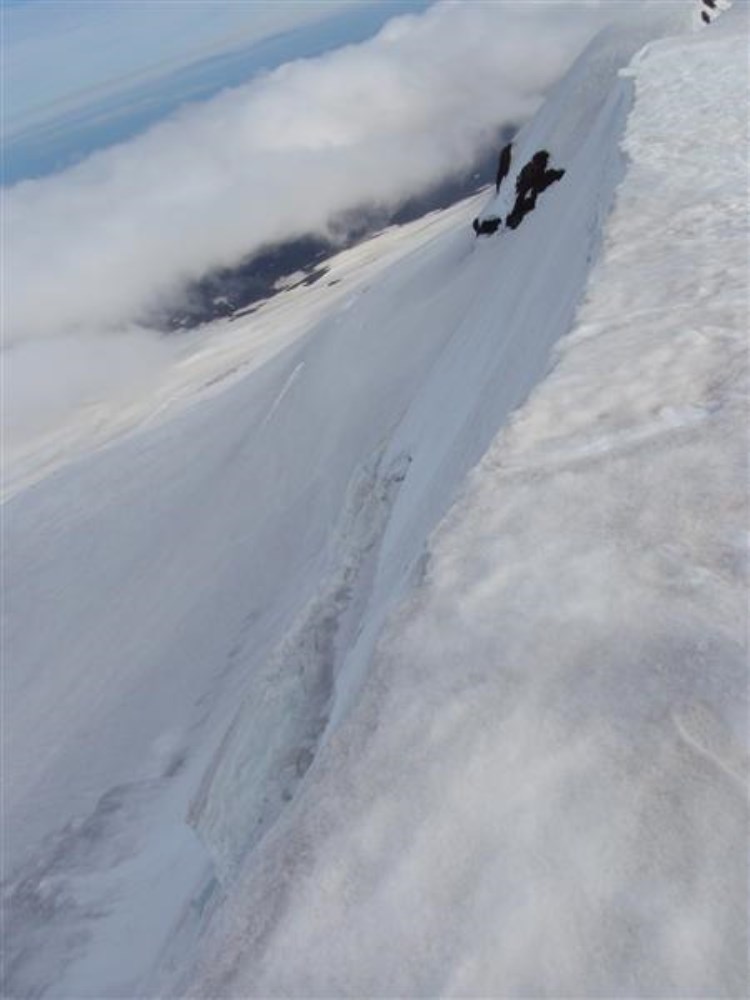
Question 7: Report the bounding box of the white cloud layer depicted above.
[5,1,643,346]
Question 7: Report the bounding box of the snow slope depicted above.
[184,7,749,997]
[3,2,746,997]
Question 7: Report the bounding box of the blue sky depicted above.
[3,0,430,184]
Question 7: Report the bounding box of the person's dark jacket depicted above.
[506,150,565,229]
[495,143,513,193]
[515,151,558,200]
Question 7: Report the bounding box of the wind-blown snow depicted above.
[2,3,747,998]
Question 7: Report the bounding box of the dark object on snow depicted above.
[473,216,502,236]
[702,0,717,23]
[495,142,513,193]
[506,150,565,230]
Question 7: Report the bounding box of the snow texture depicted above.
[2,2,747,997]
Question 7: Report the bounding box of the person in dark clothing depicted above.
[702,0,717,24]
[506,150,565,230]
[473,216,501,236]
[495,142,513,193]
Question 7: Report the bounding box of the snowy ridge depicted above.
[184,12,698,903]
[185,7,748,996]
[475,2,694,230]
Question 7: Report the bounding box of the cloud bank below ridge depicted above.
[5,1,647,345]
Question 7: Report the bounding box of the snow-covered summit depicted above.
[3,3,747,997]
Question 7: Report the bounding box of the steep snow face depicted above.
[1,204,470,501]
[185,8,749,997]
[2,202,479,998]
[187,8,699,891]
[476,0,695,228]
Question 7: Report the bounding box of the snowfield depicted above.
[2,3,747,998]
